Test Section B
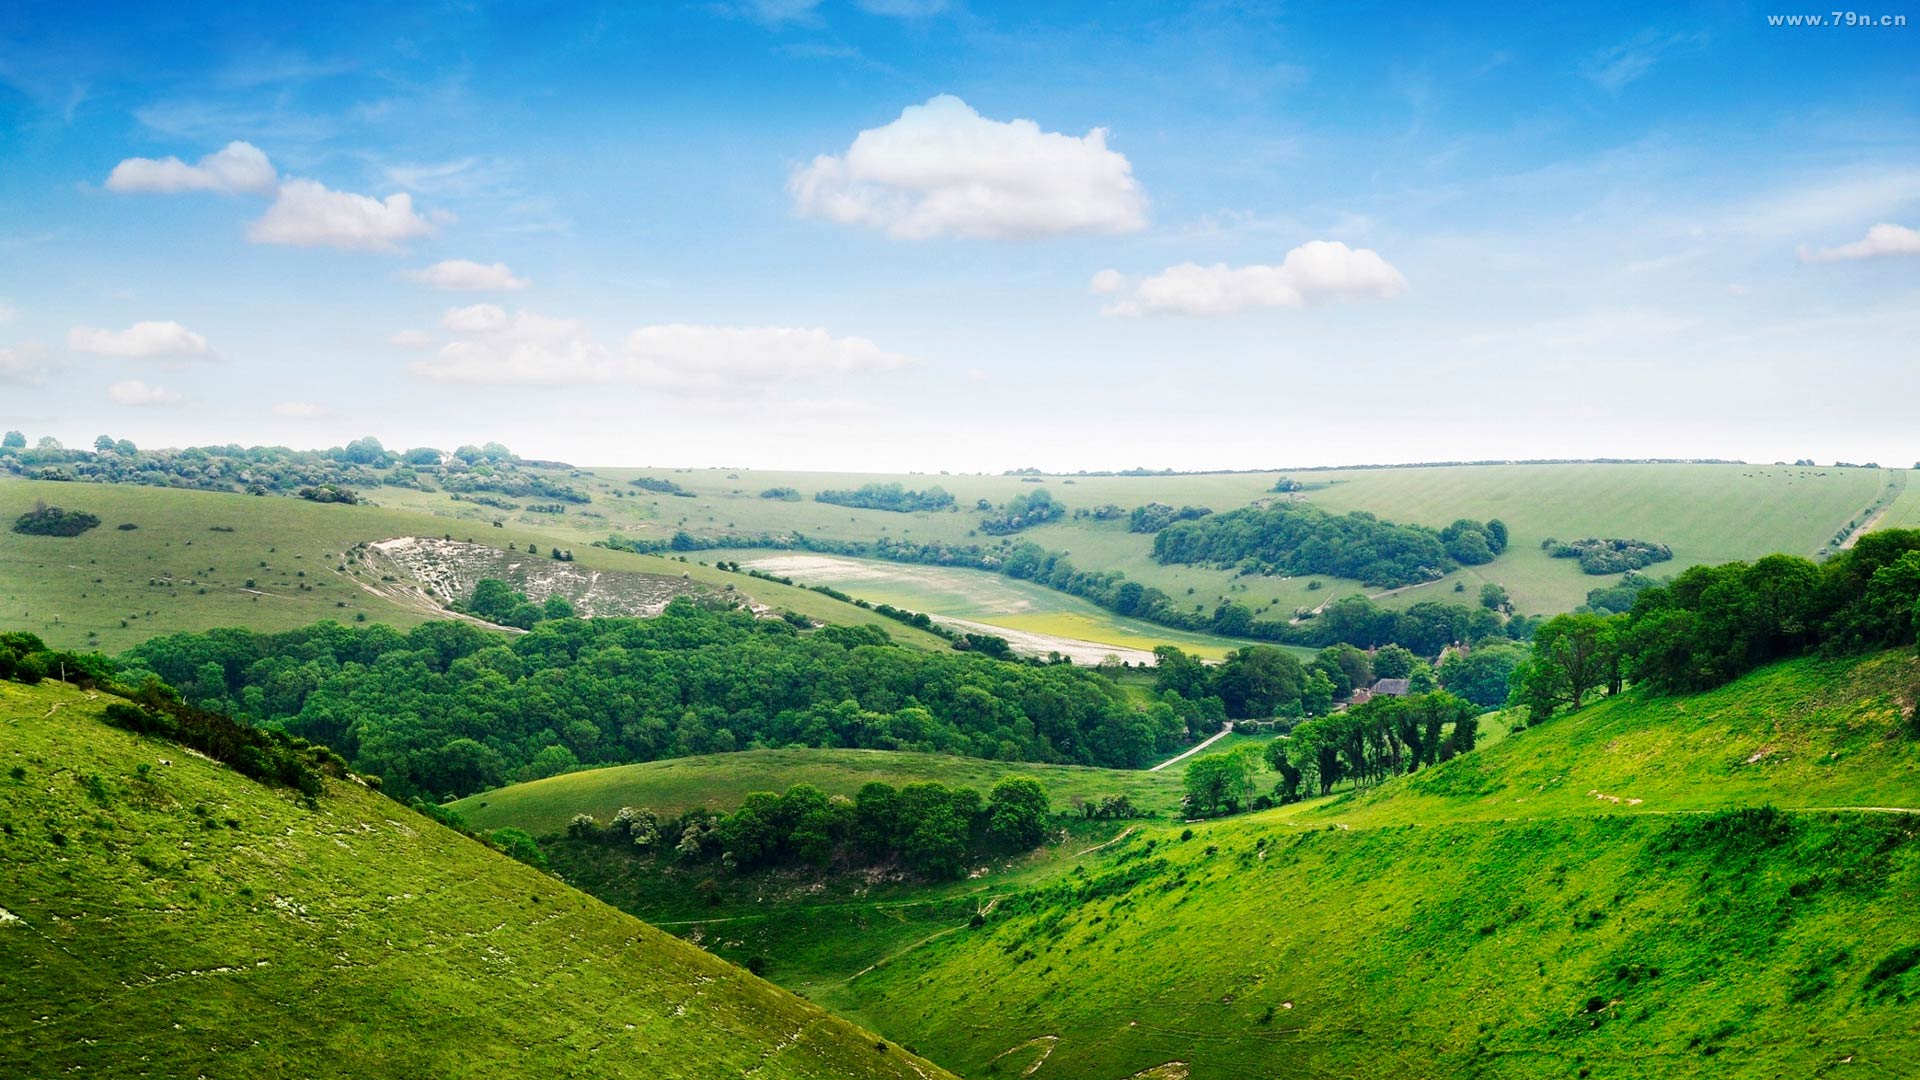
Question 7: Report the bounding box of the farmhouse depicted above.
[1369,677,1412,698]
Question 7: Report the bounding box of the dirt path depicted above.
[1148,726,1231,773]
[1839,504,1894,550]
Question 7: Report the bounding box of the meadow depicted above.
[0,475,950,653]
[573,461,1894,635]
[0,678,954,1080]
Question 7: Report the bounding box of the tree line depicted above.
[563,775,1052,880]
[1511,530,1920,722]
[115,600,1190,801]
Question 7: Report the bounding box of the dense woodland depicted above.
[1509,530,1920,721]
[1151,502,1509,587]
[559,774,1054,880]
[116,600,1189,800]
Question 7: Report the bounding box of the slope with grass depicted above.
[827,648,1920,1080]
[0,678,954,1080]
[0,476,950,653]
[452,747,1191,835]
[516,648,1920,1079]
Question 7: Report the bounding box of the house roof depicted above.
[1370,677,1412,697]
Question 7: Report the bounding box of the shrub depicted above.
[12,501,101,537]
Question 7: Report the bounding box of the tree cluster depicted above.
[1153,503,1507,589]
[1510,531,1920,722]
[979,489,1066,534]
[1127,503,1213,533]
[813,482,955,513]
[116,600,1187,801]
[11,501,101,536]
[570,776,1051,880]
[1544,537,1674,574]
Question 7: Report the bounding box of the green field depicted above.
[577,462,1895,639]
[0,476,951,654]
[0,679,954,1080]
[8,461,1898,661]
[529,647,1920,1079]
[453,747,1192,835]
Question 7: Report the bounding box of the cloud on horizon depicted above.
[1095,241,1407,316]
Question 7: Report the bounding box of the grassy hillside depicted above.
[452,747,1192,835]
[0,678,954,1080]
[537,648,1920,1079]
[830,649,1920,1079]
[10,461,1895,662]
[0,476,950,653]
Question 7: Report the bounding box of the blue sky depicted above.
[2,1,1916,470]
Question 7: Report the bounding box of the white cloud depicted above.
[1797,223,1920,263]
[107,379,184,407]
[67,320,213,358]
[246,178,434,251]
[390,329,434,349]
[409,307,915,390]
[105,140,277,195]
[0,343,54,386]
[440,304,511,333]
[407,259,530,291]
[1097,241,1408,317]
[270,401,328,418]
[790,95,1147,239]
[624,325,914,389]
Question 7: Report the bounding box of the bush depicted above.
[12,501,101,537]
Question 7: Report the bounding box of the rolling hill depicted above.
[509,647,1920,1079]
[0,678,956,1080]
[0,476,951,654]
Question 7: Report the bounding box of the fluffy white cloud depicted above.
[406,259,530,291]
[247,178,434,251]
[105,140,277,195]
[67,320,213,358]
[790,95,1146,239]
[440,304,511,333]
[1096,241,1408,316]
[270,401,328,418]
[410,308,914,389]
[1798,223,1920,263]
[107,379,184,407]
[389,329,434,349]
[0,343,54,386]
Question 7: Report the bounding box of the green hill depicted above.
[0,678,955,1080]
[0,476,951,654]
[452,746,1191,835]
[531,648,1920,1079]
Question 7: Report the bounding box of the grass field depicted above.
[452,747,1193,835]
[575,462,1895,634]
[0,679,954,1080]
[533,647,1920,1080]
[0,476,951,653]
[8,461,1898,659]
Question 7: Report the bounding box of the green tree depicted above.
[986,776,1050,848]
[1438,641,1525,708]
[1479,583,1510,611]
[1183,748,1261,817]
[1372,644,1417,679]
[541,594,576,620]
[1,430,25,450]
[489,827,547,870]
[1213,645,1307,718]
[1510,613,1624,723]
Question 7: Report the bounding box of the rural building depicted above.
[1369,677,1412,698]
